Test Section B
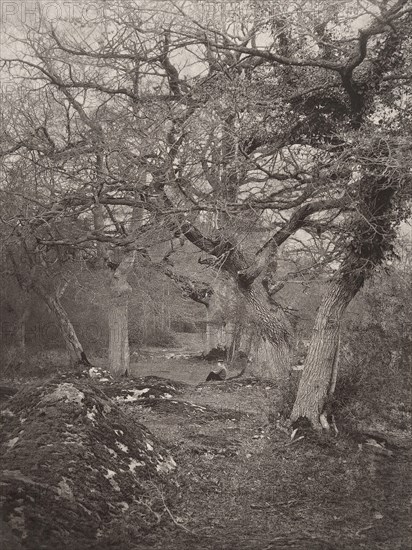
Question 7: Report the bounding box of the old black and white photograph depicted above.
[0,1,411,548]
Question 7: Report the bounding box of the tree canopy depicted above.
[1,0,411,422]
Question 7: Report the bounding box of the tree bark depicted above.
[93,202,130,375]
[108,250,136,376]
[290,281,349,427]
[35,286,90,367]
[291,170,399,428]
[6,245,88,366]
[242,286,292,375]
[93,174,142,375]
[240,285,293,415]
[108,299,130,376]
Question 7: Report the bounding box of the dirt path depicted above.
[122,373,412,550]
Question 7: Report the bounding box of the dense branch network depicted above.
[1,0,411,303]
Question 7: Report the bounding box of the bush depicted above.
[171,320,198,333]
[336,266,412,430]
[143,329,178,348]
[0,348,69,381]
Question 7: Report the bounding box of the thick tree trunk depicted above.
[93,202,129,374]
[180,223,293,379]
[241,286,293,416]
[291,174,399,429]
[108,251,136,376]
[290,275,359,428]
[108,300,130,376]
[36,287,90,367]
[93,193,140,376]
[242,286,292,375]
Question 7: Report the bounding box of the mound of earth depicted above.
[128,397,246,421]
[101,375,189,403]
[86,367,189,402]
[0,376,177,550]
[91,370,246,422]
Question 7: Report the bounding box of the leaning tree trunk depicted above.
[291,172,398,429]
[290,285,344,427]
[108,250,136,376]
[35,286,90,367]
[290,261,365,429]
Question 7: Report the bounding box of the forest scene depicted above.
[0,1,411,548]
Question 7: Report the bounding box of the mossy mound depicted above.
[0,377,177,550]
[101,375,189,402]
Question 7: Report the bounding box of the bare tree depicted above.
[1,1,411,414]
[185,0,412,425]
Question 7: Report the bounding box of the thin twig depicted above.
[150,482,198,536]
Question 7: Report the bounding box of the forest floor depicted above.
[124,353,412,550]
[1,350,411,550]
